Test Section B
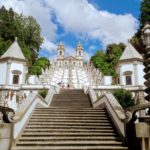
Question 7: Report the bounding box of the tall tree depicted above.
[0,6,43,61]
[0,6,49,75]
[131,0,150,54]
[91,43,125,79]
[139,0,150,29]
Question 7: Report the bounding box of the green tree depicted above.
[0,6,46,75]
[23,16,43,51]
[113,89,134,109]
[28,57,50,76]
[91,43,124,79]
[0,6,43,63]
[139,0,150,29]
[130,0,150,54]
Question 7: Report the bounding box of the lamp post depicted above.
[142,23,150,114]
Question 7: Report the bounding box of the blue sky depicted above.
[0,0,141,61]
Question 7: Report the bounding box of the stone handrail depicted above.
[45,85,60,106]
[0,106,15,123]
[0,84,51,91]
[84,86,97,103]
[93,85,145,100]
[11,85,59,146]
[85,86,126,138]
[94,93,126,138]
[125,103,150,123]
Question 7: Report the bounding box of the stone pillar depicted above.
[5,61,11,85]
[22,64,27,84]
[119,65,123,85]
[134,62,139,86]
[0,124,12,150]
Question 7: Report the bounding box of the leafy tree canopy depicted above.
[131,0,150,53]
[0,6,50,76]
[28,57,50,76]
[139,0,150,29]
[0,6,43,65]
[113,89,134,109]
[91,43,125,79]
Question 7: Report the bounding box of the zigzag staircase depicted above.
[12,89,128,150]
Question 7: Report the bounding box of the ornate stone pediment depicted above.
[64,56,77,60]
[11,70,22,74]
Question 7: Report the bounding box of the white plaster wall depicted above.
[103,76,112,85]
[137,64,145,85]
[28,75,40,84]
[0,62,7,84]
[9,62,24,84]
[120,64,135,85]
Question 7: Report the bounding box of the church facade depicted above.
[56,42,84,68]
[0,37,145,88]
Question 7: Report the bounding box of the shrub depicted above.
[113,89,134,109]
[39,89,48,98]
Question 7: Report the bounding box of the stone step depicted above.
[33,110,106,114]
[51,100,90,103]
[27,122,112,126]
[35,107,103,110]
[19,136,119,141]
[31,114,107,117]
[51,100,91,102]
[21,132,117,136]
[34,108,105,112]
[54,96,88,98]
[33,112,107,115]
[50,104,91,107]
[16,141,123,146]
[52,97,90,99]
[29,119,110,123]
[53,95,89,98]
[25,125,113,129]
[12,146,128,150]
[12,90,128,150]
[23,128,114,133]
[30,116,109,120]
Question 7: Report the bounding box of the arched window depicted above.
[13,75,19,84]
[123,71,132,85]
[79,51,81,56]
[59,50,62,56]
[12,70,22,84]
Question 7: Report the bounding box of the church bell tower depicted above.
[57,42,65,67]
[76,42,84,67]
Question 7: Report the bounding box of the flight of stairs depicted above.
[12,89,128,150]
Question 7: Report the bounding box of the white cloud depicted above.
[84,51,90,62]
[0,0,139,59]
[89,45,96,51]
[64,45,76,57]
[41,37,57,52]
[0,0,57,40]
[46,0,138,46]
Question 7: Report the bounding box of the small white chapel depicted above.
[0,37,28,85]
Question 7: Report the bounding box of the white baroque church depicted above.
[0,37,145,88]
[39,42,102,88]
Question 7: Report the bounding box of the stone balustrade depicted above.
[93,85,146,104]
